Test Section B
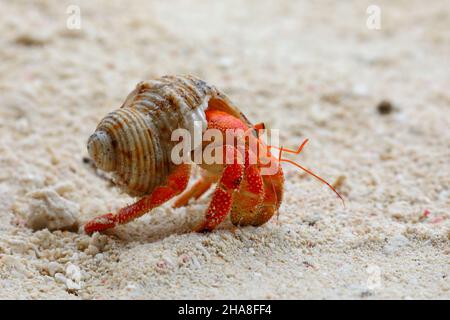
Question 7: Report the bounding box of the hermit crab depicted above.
[84,75,342,234]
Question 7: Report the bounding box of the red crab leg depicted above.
[254,164,284,225]
[84,164,191,234]
[172,171,218,208]
[230,163,265,226]
[195,146,244,232]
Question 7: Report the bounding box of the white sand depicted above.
[0,0,448,299]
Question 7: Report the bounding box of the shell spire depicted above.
[87,130,116,171]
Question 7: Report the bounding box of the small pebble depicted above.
[86,244,100,256]
[95,253,104,261]
[66,278,81,291]
[47,261,61,276]
[191,256,201,269]
[377,100,394,115]
[26,188,79,231]
[79,252,87,260]
[66,263,82,282]
[54,272,66,283]
[71,253,79,261]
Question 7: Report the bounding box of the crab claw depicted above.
[84,213,117,234]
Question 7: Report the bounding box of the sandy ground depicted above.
[0,0,449,299]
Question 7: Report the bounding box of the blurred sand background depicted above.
[0,0,448,299]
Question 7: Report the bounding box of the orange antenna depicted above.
[280,158,345,206]
[250,127,344,208]
[271,139,345,207]
[270,138,309,157]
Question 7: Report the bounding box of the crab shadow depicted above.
[96,203,213,243]
[91,204,292,245]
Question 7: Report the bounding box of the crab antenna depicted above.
[271,138,310,156]
[280,158,345,207]
[251,130,344,207]
[266,138,344,206]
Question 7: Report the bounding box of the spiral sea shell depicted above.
[87,75,252,197]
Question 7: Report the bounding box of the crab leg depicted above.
[230,163,265,226]
[195,146,244,232]
[84,164,191,234]
[173,170,218,208]
[253,165,284,225]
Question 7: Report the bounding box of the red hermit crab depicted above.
[84,75,342,234]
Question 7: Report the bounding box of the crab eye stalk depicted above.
[87,130,116,172]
